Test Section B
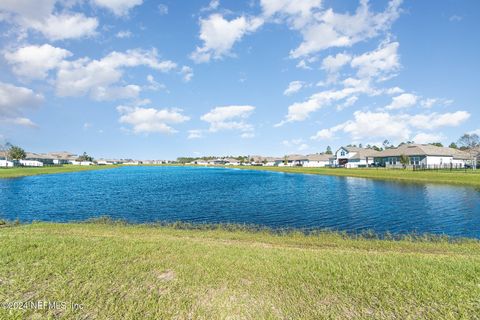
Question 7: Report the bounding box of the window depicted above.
[410,156,420,165]
[340,151,346,156]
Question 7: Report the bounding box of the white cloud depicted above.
[200,105,255,135]
[117,105,189,134]
[408,111,470,130]
[282,138,309,150]
[201,0,220,12]
[157,4,168,15]
[191,14,263,63]
[283,81,305,96]
[321,52,352,73]
[412,132,445,144]
[180,66,194,82]
[187,129,203,139]
[55,49,177,100]
[4,44,72,80]
[385,86,404,95]
[287,0,402,58]
[28,13,98,40]
[116,30,132,38]
[311,128,335,140]
[311,110,470,143]
[385,93,418,110]
[277,77,375,125]
[350,41,400,80]
[92,0,143,16]
[449,15,462,22]
[146,75,166,91]
[0,82,43,126]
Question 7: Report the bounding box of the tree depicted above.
[325,146,333,155]
[458,133,479,149]
[430,142,443,147]
[77,152,93,162]
[399,154,410,169]
[458,134,479,170]
[283,155,288,166]
[383,140,391,149]
[449,142,458,149]
[372,145,382,152]
[8,145,26,160]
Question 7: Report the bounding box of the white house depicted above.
[19,159,44,167]
[303,154,333,167]
[335,147,380,168]
[275,155,308,167]
[0,160,14,167]
[374,144,471,168]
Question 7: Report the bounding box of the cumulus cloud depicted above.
[311,110,470,143]
[283,81,305,96]
[321,52,352,73]
[0,82,43,126]
[191,14,263,63]
[92,0,143,16]
[276,77,375,125]
[200,105,255,136]
[385,93,418,110]
[412,132,445,144]
[180,66,194,82]
[55,49,177,100]
[286,0,402,58]
[4,44,72,80]
[0,1,98,40]
[350,41,400,80]
[117,105,189,134]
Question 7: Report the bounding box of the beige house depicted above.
[374,144,471,168]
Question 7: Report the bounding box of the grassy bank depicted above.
[0,222,479,319]
[228,165,480,187]
[0,165,118,179]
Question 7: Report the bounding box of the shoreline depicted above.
[1,163,480,188]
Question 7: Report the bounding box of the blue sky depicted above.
[0,0,478,159]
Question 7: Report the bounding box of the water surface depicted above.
[1,166,479,237]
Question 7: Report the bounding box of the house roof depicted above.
[375,144,471,159]
[305,153,332,161]
[338,147,381,160]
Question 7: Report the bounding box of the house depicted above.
[250,156,277,166]
[24,152,55,165]
[374,144,471,168]
[335,147,381,168]
[303,154,334,167]
[223,158,241,166]
[275,154,308,167]
[0,151,14,167]
[19,159,44,167]
[47,151,78,164]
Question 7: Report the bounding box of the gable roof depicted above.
[337,147,381,160]
[305,153,332,161]
[376,144,471,159]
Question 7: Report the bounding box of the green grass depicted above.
[227,165,480,188]
[0,165,119,179]
[0,222,479,319]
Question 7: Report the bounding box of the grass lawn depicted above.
[228,166,480,188]
[0,165,119,179]
[0,222,479,319]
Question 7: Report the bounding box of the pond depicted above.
[1,166,479,237]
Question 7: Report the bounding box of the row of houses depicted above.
[0,150,176,167]
[189,144,478,169]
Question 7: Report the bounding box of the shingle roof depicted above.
[375,144,471,159]
[305,153,332,161]
[341,147,381,160]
